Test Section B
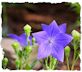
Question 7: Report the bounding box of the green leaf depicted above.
[70,2,80,14]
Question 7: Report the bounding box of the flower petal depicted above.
[19,37,27,47]
[32,31,48,44]
[41,24,48,31]
[55,33,73,47]
[51,44,64,62]
[20,33,27,39]
[8,33,28,47]
[37,41,52,59]
[59,23,66,33]
[46,20,60,37]
[8,34,19,41]
[20,33,32,46]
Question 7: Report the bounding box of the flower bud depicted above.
[12,42,19,49]
[12,42,20,53]
[72,30,80,40]
[65,46,70,57]
[24,24,31,36]
[2,57,8,69]
[25,46,32,53]
[15,59,21,69]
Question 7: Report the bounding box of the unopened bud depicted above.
[12,42,19,49]
[25,46,32,53]
[15,59,21,69]
[72,30,80,40]
[3,57,8,69]
[12,42,20,53]
[24,24,31,36]
[65,46,70,57]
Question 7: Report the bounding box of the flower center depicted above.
[48,37,54,46]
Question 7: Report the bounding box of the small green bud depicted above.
[25,46,32,53]
[15,59,21,69]
[12,42,19,49]
[2,57,8,69]
[24,24,31,36]
[65,46,70,57]
[32,37,36,45]
[12,42,20,54]
[72,30,80,40]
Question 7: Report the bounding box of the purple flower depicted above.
[8,33,31,47]
[32,20,73,62]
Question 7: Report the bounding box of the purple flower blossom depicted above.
[8,33,31,47]
[32,20,73,62]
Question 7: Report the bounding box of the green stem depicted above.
[20,57,24,69]
[45,57,57,70]
[3,65,6,69]
[71,49,76,70]
[22,54,29,69]
[49,56,52,69]
[71,52,79,70]
[45,57,49,69]
[66,57,70,70]
[52,58,57,70]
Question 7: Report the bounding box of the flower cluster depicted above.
[2,20,80,70]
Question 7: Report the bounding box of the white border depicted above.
[0,0,82,72]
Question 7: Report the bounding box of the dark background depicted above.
[2,2,80,36]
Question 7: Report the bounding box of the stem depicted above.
[22,55,29,69]
[71,52,79,70]
[49,56,52,69]
[45,57,49,69]
[71,62,75,70]
[71,49,76,70]
[45,57,57,70]
[3,65,6,69]
[52,58,57,70]
[71,40,76,70]
[66,57,70,70]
